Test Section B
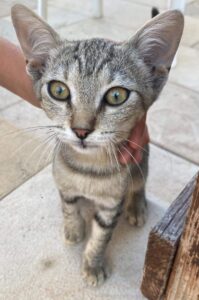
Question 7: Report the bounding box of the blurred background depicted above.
[0,1,198,299]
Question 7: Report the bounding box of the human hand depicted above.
[118,114,149,164]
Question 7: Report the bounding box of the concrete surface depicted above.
[0,165,165,300]
[148,82,199,164]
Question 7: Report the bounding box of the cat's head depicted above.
[11,5,183,153]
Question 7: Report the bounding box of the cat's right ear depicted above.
[126,10,184,70]
[11,4,60,79]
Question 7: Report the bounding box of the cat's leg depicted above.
[125,147,149,227]
[60,192,85,244]
[125,186,147,227]
[82,202,122,286]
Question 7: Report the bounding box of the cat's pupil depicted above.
[113,91,119,100]
[56,86,64,95]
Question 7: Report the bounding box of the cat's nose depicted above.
[72,128,92,140]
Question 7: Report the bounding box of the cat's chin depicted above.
[70,141,98,153]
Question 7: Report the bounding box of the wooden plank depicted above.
[164,173,199,300]
[141,174,197,300]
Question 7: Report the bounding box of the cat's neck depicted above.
[58,144,122,176]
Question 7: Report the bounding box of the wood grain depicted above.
[141,175,197,300]
[164,173,199,300]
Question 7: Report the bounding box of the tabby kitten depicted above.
[11,5,184,286]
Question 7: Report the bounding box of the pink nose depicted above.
[72,128,92,140]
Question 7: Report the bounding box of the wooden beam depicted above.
[164,174,199,300]
[141,175,197,300]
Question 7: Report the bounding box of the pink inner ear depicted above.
[130,11,184,69]
[26,58,46,79]
[28,58,45,70]
[12,4,60,66]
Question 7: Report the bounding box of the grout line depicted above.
[0,163,51,201]
[0,99,22,112]
[54,16,90,30]
[169,79,199,94]
[150,140,199,167]
[190,41,199,48]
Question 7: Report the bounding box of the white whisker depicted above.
[121,145,146,184]
[24,132,56,167]
[116,145,133,182]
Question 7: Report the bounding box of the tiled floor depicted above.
[0,1,199,299]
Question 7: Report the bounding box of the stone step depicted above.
[0,119,51,199]
[0,165,165,300]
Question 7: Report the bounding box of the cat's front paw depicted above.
[64,218,85,245]
[125,198,147,227]
[82,258,109,287]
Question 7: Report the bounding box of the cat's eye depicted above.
[104,87,130,106]
[48,81,70,101]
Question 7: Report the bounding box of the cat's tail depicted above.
[151,7,159,18]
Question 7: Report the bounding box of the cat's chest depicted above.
[53,152,127,207]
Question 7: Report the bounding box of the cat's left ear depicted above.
[11,4,60,78]
[126,9,184,70]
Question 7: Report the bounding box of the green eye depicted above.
[48,81,70,100]
[105,87,129,106]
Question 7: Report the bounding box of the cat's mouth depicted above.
[56,131,98,150]
[79,140,86,149]
[70,140,99,151]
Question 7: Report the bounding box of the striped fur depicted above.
[12,5,184,286]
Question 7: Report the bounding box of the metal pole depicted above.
[168,0,186,12]
[92,0,103,18]
[38,0,47,20]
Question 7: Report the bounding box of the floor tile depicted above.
[103,0,152,30]
[148,82,199,164]
[0,87,20,111]
[58,18,134,41]
[55,1,199,50]
[51,0,152,28]
[37,0,197,18]
[125,0,167,9]
[0,165,165,300]
[0,100,50,128]
[182,15,199,46]
[130,0,194,9]
[46,4,87,29]
[0,5,86,44]
[147,144,198,204]
[48,0,93,15]
[0,119,51,199]
[193,41,199,50]
[169,45,199,93]
[186,0,199,18]
[0,0,35,18]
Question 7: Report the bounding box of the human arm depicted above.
[0,37,40,107]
